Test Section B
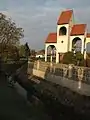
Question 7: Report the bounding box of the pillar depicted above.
[68,64,73,78]
[78,68,83,89]
[45,45,47,62]
[50,50,53,63]
[84,42,87,59]
[81,39,84,54]
[56,51,59,63]
[37,60,40,70]
[50,50,53,73]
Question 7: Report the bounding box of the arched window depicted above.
[72,37,82,52]
[59,26,67,35]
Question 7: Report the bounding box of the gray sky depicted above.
[0,0,90,51]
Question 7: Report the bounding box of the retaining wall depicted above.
[28,61,90,96]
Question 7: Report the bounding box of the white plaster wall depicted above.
[68,14,74,50]
[36,55,44,58]
[69,13,74,34]
[69,35,85,53]
[57,24,69,53]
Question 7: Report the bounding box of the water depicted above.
[1,72,89,120]
[16,80,89,120]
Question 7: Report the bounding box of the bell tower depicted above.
[57,10,74,53]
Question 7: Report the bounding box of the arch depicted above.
[72,37,82,52]
[59,26,67,35]
[47,45,56,56]
[47,45,56,62]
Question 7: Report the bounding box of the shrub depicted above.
[62,52,74,64]
[75,52,84,66]
[62,52,84,66]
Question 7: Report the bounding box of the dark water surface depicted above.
[0,75,52,120]
[0,75,89,120]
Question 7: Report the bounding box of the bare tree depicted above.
[0,13,24,60]
[0,13,24,49]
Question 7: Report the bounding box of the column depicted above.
[37,60,40,70]
[50,50,53,73]
[68,64,73,78]
[56,51,59,64]
[84,42,87,59]
[81,39,84,54]
[45,45,47,62]
[50,50,53,63]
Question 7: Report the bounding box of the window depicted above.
[61,41,64,43]
[59,26,67,35]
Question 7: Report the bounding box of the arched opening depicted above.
[59,26,67,35]
[72,37,82,53]
[47,45,56,62]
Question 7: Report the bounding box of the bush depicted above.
[62,52,84,66]
[75,52,84,66]
[62,52,74,64]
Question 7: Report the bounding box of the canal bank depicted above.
[9,60,90,120]
[0,74,52,120]
[15,71,90,120]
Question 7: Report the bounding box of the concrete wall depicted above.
[28,61,90,96]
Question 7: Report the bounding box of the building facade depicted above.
[45,10,90,63]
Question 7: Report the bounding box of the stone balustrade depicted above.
[28,60,90,85]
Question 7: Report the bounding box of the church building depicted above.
[45,10,90,63]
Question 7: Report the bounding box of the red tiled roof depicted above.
[45,33,57,43]
[57,10,73,25]
[71,24,86,36]
[87,33,90,38]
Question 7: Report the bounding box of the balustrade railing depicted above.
[28,60,90,84]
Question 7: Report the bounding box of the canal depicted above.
[0,73,90,120]
[15,74,90,120]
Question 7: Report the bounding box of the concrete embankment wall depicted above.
[10,61,90,117]
[28,61,90,96]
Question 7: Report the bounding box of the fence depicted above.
[28,60,90,85]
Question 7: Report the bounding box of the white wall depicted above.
[69,14,74,34]
[68,14,74,50]
[57,24,69,53]
[36,55,44,58]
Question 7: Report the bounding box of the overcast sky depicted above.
[0,0,90,51]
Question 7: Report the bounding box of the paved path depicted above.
[0,75,50,120]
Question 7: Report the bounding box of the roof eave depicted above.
[70,34,85,36]
[45,42,57,43]
[57,22,69,25]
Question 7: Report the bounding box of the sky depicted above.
[0,0,90,51]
